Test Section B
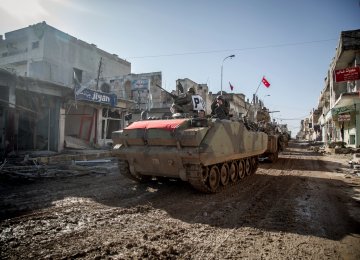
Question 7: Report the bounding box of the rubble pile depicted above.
[0,154,118,180]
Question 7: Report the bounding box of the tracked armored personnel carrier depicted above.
[256,108,283,162]
[112,117,268,193]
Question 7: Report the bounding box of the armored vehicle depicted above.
[112,117,268,193]
[256,108,283,162]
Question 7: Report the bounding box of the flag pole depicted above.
[252,76,264,104]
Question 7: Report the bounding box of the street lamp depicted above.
[221,54,235,95]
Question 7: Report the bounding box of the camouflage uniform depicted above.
[211,95,230,120]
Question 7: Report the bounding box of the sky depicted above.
[1,0,360,136]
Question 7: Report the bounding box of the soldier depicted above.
[170,87,205,115]
[211,95,230,119]
[198,109,206,118]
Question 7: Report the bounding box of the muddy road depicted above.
[1,141,360,259]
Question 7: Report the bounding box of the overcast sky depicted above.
[1,0,360,135]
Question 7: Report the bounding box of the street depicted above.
[1,141,360,259]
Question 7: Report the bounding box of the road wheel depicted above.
[208,165,220,192]
[245,158,251,176]
[220,163,229,186]
[238,160,245,179]
[229,162,238,183]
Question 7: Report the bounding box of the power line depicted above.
[127,38,337,59]
[274,116,308,120]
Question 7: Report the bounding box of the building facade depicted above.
[299,29,360,147]
[0,69,72,157]
[0,22,130,85]
[0,22,132,152]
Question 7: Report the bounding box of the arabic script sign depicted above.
[334,66,360,82]
[338,114,351,122]
[331,105,355,116]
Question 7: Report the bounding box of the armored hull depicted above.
[261,134,280,162]
[112,118,268,193]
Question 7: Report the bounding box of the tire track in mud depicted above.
[1,142,360,259]
[178,156,296,228]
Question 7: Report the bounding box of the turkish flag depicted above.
[262,77,270,88]
[229,82,234,91]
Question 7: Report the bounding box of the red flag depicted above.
[262,77,270,88]
[229,82,234,91]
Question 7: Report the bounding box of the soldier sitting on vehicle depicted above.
[198,109,206,118]
[211,95,230,120]
[171,87,207,118]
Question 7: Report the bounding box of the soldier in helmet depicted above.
[211,95,230,119]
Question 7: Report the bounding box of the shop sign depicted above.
[338,114,351,122]
[334,66,360,82]
[76,87,117,107]
[331,105,354,115]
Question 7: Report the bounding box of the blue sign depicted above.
[131,79,149,90]
[76,87,117,107]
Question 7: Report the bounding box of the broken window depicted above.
[73,68,83,83]
[101,108,121,139]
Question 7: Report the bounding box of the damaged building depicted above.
[0,22,133,153]
[0,69,72,157]
[299,29,360,148]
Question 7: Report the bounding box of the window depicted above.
[73,68,83,83]
[32,41,39,49]
[350,135,355,145]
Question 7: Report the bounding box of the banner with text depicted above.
[334,66,360,82]
[75,87,117,107]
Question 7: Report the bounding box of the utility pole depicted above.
[96,57,103,90]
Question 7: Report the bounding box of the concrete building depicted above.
[0,68,72,157]
[300,29,360,147]
[0,22,130,85]
[0,22,132,151]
